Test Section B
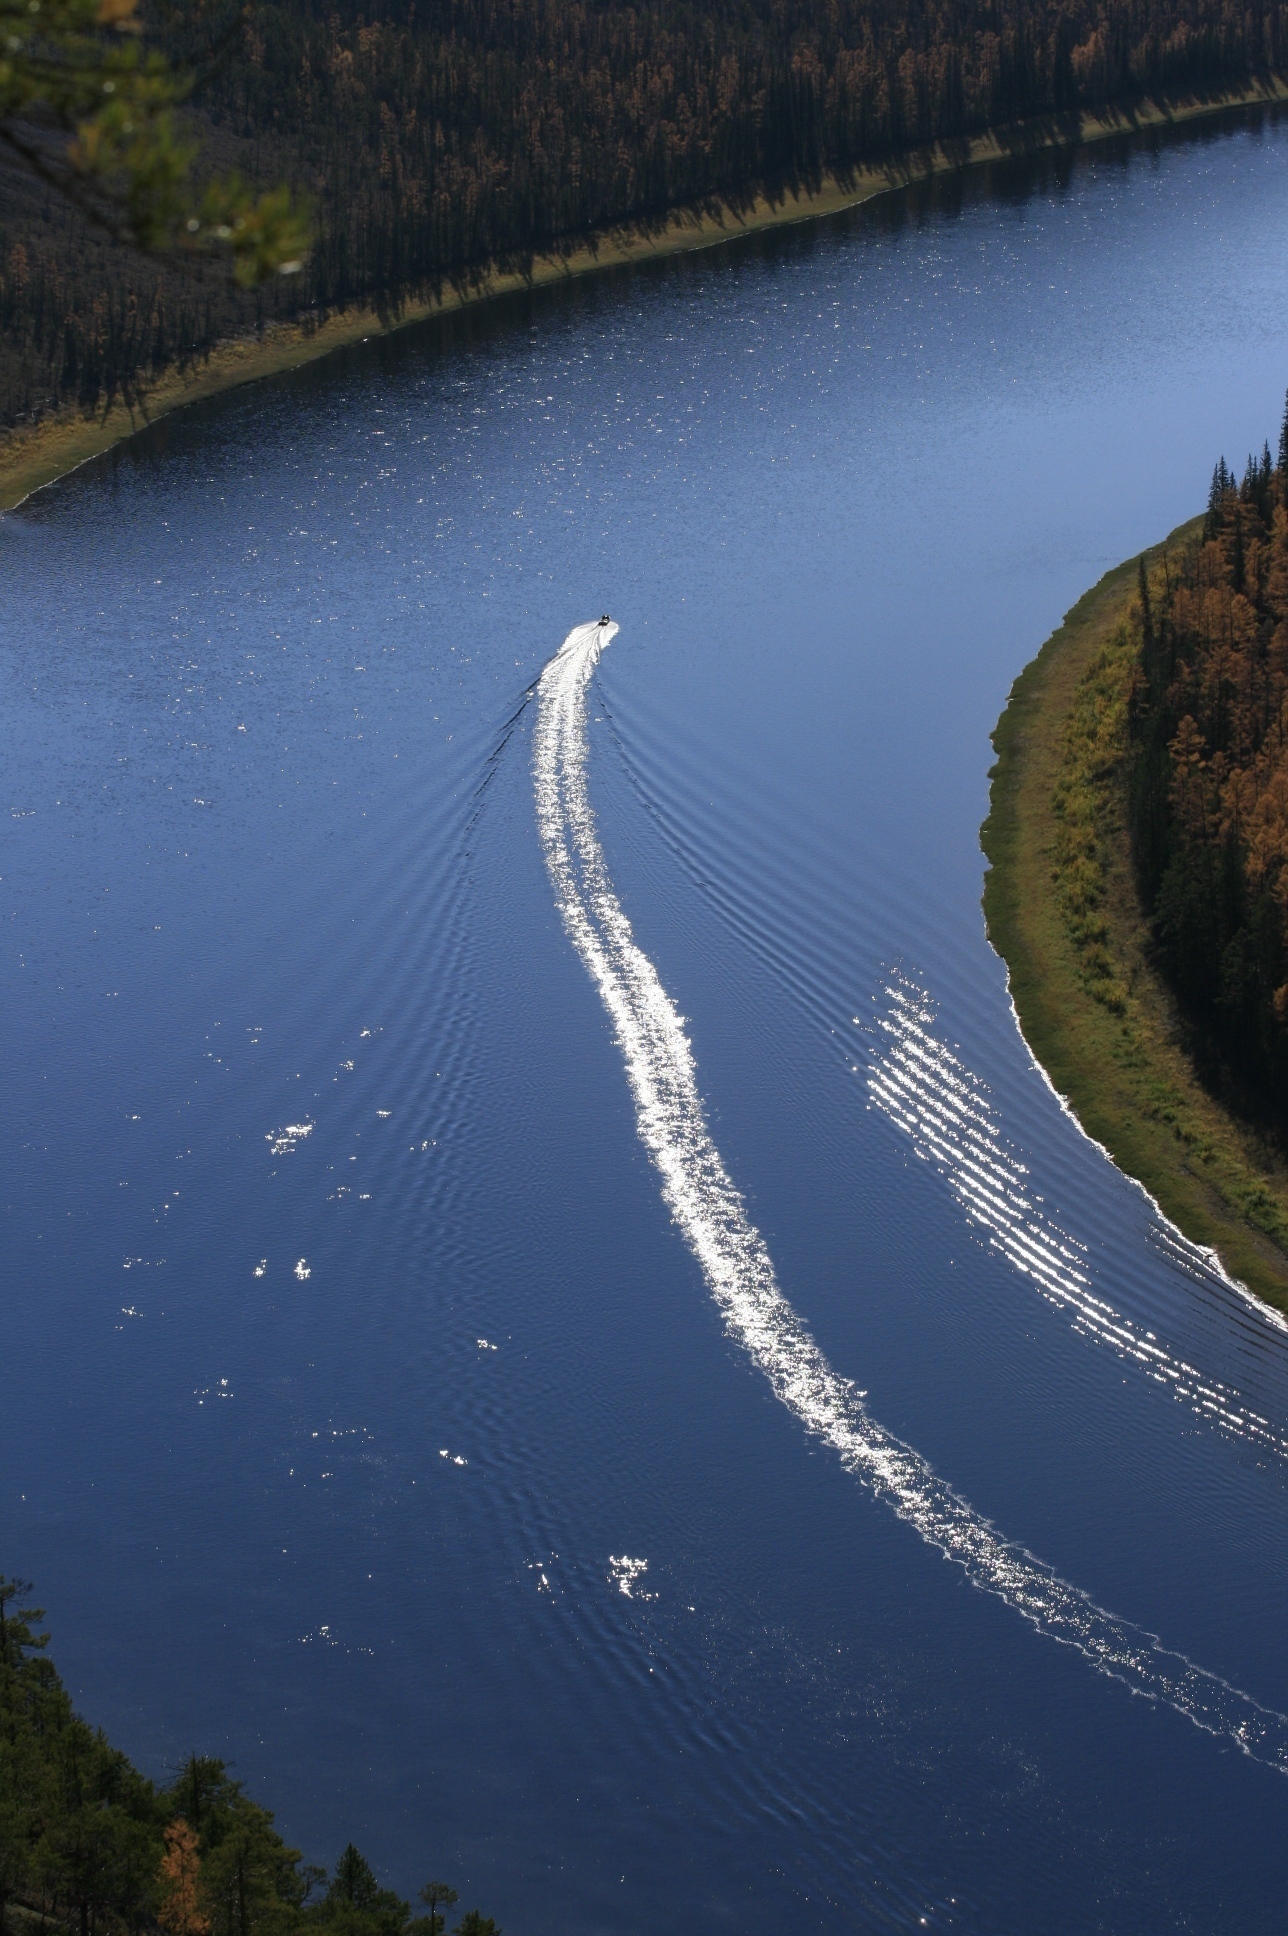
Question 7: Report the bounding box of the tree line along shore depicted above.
[982,396,1288,1312]
[4,0,1288,489]
[0,1580,498,1936]
[4,86,1288,515]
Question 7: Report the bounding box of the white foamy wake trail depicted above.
[865,973,1288,1460]
[534,620,1288,1775]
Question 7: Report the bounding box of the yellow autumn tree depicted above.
[159,1819,210,1936]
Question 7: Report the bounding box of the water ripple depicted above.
[536,619,1288,1778]
[865,970,1288,1458]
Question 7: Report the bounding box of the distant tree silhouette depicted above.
[417,1882,459,1936]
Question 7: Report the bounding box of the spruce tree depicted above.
[1206,459,1227,538]
[329,1849,379,1910]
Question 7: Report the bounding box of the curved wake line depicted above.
[533,619,1288,1776]
[864,972,1288,1459]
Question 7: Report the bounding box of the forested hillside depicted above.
[0,1578,494,1936]
[1129,404,1288,1131]
[2,0,1286,425]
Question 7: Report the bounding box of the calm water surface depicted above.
[6,112,1288,1933]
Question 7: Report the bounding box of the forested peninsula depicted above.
[4,0,1288,501]
[0,1579,496,1936]
[982,401,1288,1312]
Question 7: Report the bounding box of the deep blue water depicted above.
[6,110,1288,1933]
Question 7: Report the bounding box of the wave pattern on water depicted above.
[865,971,1288,1460]
[534,619,1288,1777]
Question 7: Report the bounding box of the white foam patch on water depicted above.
[608,1555,653,1598]
[534,619,1288,1775]
[865,973,1288,1460]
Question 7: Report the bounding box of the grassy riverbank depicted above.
[981,519,1288,1314]
[4,79,1286,513]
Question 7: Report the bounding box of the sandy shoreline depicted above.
[3,78,1286,512]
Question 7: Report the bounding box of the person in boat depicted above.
[600,613,611,625]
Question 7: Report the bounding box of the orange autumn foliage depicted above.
[1129,414,1288,1125]
[159,1819,210,1936]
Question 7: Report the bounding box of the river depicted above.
[4,108,1288,1934]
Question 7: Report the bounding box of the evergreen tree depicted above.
[1128,387,1288,1125]
[1205,459,1228,537]
[328,1850,379,1911]
[171,1758,239,1841]
[310,1847,414,1936]
[0,1587,499,1936]
[417,1884,458,1936]
[201,1806,305,1936]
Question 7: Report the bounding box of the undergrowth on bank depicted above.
[1046,587,1288,1249]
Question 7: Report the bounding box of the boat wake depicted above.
[533,619,1288,1776]
[865,971,1288,1460]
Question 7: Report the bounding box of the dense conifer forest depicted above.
[0,1580,495,1936]
[1128,398,1288,1131]
[2,0,1287,424]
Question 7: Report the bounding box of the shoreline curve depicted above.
[981,520,1288,1316]
[3,79,1287,512]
